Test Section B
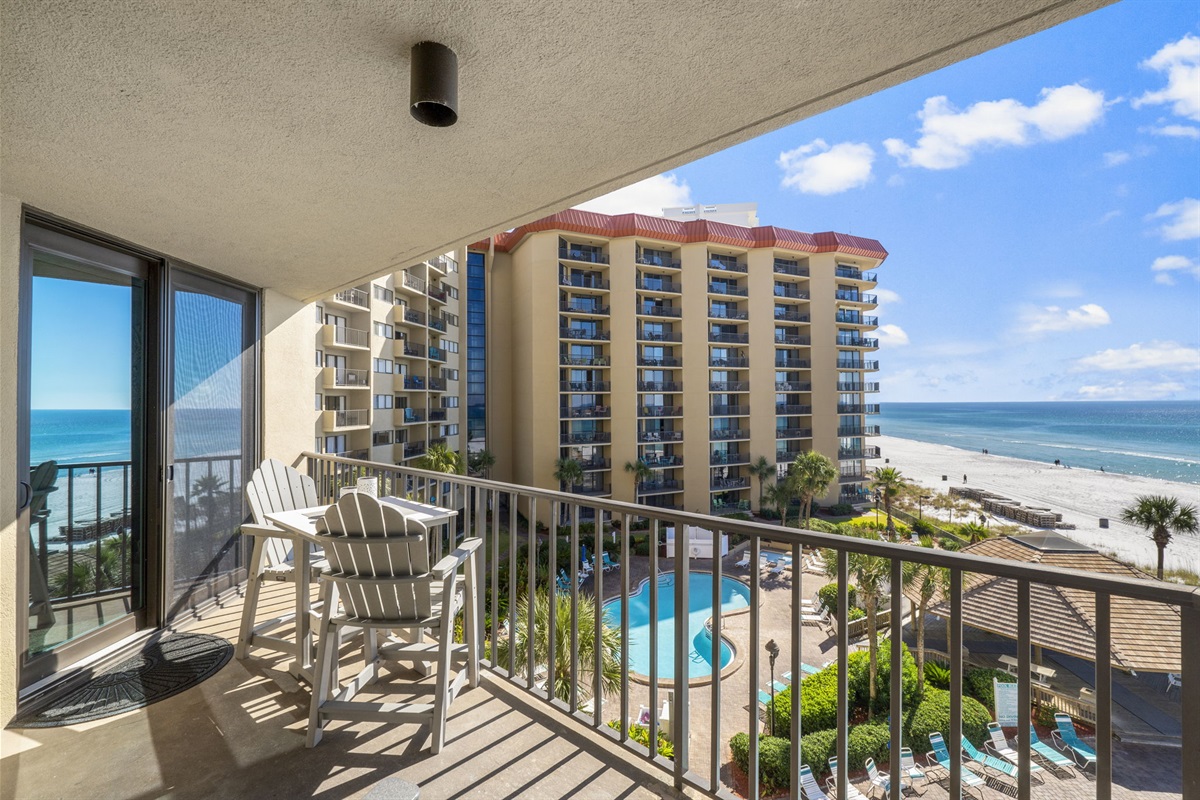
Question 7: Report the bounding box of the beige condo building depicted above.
[312,253,467,467]
[476,208,885,517]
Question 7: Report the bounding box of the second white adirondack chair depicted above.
[306,492,481,753]
[235,458,323,661]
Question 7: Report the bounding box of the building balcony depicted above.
[776,448,804,463]
[425,254,455,274]
[636,355,679,368]
[638,430,682,443]
[775,403,811,415]
[709,404,748,416]
[837,337,879,348]
[400,271,426,294]
[323,366,370,388]
[642,455,682,468]
[637,304,681,318]
[635,278,681,294]
[708,331,749,344]
[706,283,747,297]
[428,346,447,362]
[428,409,447,422]
[709,451,749,466]
[708,356,748,368]
[560,275,610,290]
[321,408,370,429]
[560,431,611,445]
[561,380,611,392]
[330,448,370,460]
[774,381,811,392]
[560,301,610,316]
[837,425,882,437]
[428,316,448,332]
[710,476,749,491]
[562,355,610,367]
[560,327,611,341]
[835,267,878,283]
[838,446,882,460]
[562,405,610,419]
[637,380,682,392]
[398,408,426,424]
[774,260,809,277]
[579,457,610,471]
[635,252,681,269]
[566,484,610,497]
[710,498,752,515]
[772,286,808,300]
[637,479,681,496]
[707,257,747,273]
[559,247,609,264]
[837,359,880,371]
[776,427,812,440]
[774,358,809,369]
[401,342,426,358]
[639,405,683,418]
[637,330,681,342]
[837,403,881,414]
[427,285,449,303]
[839,469,866,483]
[774,334,810,346]
[837,382,880,392]
[836,313,879,327]
[402,376,426,390]
[835,290,878,305]
[707,307,747,320]
[322,324,370,349]
[403,308,427,326]
[840,486,874,503]
[774,310,809,322]
[329,287,370,308]
[428,377,447,391]
[403,441,427,459]
[708,380,748,392]
[709,428,748,441]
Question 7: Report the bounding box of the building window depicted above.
[373,394,394,409]
[373,284,394,303]
[373,358,393,374]
[445,340,459,354]
[442,396,459,408]
[315,304,323,322]
[373,321,393,338]
[372,430,393,446]
[466,251,487,450]
[315,393,322,410]
[315,349,323,366]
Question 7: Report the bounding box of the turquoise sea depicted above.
[878,401,1200,484]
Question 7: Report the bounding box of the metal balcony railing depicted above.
[837,403,882,414]
[776,427,812,440]
[707,283,748,297]
[835,290,878,304]
[837,425,882,437]
[635,252,681,269]
[836,313,879,326]
[560,275,610,290]
[329,367,369,387]
[560,432,611,445]
[710,477,749,491]
[774,334,810,345]
[561,327,611,341]
[561,301,611,315]
[428,347,447,362]
[402,442,426,458]
[837,359,880,371]
[326,325,370,348]
[837,337,880,348]
[578,457,610,471]
[639,405,683,417]
[773,260,809,276]
[773,286,808,299]
[559,247,609,264]
[708,307,748,320]
[401,272,426,293]
[775,381,811,392]
[776,449,803,463]
[637,381,682,392]
[641,455,682,468]
[428,377,447,391]
[328,408,369,427]
[836,382,881,392]
[562,405,610,419]
[638,305,682,318]
[638,430,683,442]
[562,355,611,367]
[404,309,427,326]
[401,408,425,424]
[709,428,748,441]
[709,451,749,466]
[775,404,811,415]
[428,409,447,421]
[709,381,748,392]
[709,332,749,344]
[708,257,747,273]
[774,358,810,369]
[299,451,1199,800]
[774,310,809,322]
[637,330,682,342]
[637,480,681,495]
[835,267,878,282]
[403,376,425,390]
[637,356,679,367]
[333,287,369,307]
[561,380,611,392]
[428,316,448,332]
[710,404,748,416]
[427,285,448,303]
[403,343,425,358]
[636,278,682,293]
[708,357,749,368]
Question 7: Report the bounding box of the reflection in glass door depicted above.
[166,272,257,616]
[22,225,153,682]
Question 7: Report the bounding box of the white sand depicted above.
[877,435,1200,576]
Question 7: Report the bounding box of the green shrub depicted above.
[846,606,866,622]
[965,667,1015,711]
[757,508,782,520]
[726,512,753,522]
[609,719,673,759]
[799,727,837,775]
[829,502,856,516]
[847,516,885,532]
[803,518,841,533]
[848,721,892,770]
[912,519,939,538]
[818,582,856,616]
[771,666,840,735]
[903,687,990,751]
[632,538,651,556]
[940,538,963,552]
[846,641,920,714]
[924,661,950,690]
[729,733,791,793]
[1035,703,1057,729]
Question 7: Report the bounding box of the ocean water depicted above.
[878,401,1200,484]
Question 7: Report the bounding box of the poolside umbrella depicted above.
[923,533,1182,673]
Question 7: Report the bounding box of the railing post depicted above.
[748,533,761,799]
[1017,580,1032,800]
[836,549,849,800]
[889,556,902,799]
[673,517,689,786]
[619,512,631,742]
[790,538,802,800]
[949,567,962,800]
[1095,592,1112,800]
[649,518,660,758]
[1183,604,1199,800]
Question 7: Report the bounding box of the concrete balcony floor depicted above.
[0,583,681,800]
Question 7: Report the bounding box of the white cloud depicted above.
[1133,34,1200,122]
[1095,210,1122,226]
[1036,281,1084,299]
[1145,123,1200,139]
[1148,198,1200,241]
[884,84,1106,169]
[1017,303,1111,335]
[876,324,910,346]
[1103,150,1131,167]
[777,139,875,195]
[873,288,903,306]
[1151,255,1200,285]
[1075,341,1200,372]
[1077,381,1187,400]
[574,173,692,217]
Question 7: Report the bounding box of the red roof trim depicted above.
[473,210,887,261]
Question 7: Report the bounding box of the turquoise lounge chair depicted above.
[1030,725,1075,770]
[601,551,619,571]
[963,735,1041,784]
[1052,713,1097,770]
[757,689,773,706]
[927,732,987,792]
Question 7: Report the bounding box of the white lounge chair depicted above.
[799,764,829,800]
[801,605,830,627]
[899,746,926,793]
[864,757,890,799]
[734,552,751,569]
[825,757,867,800]
[305,493,481,753]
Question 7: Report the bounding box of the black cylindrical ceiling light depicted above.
[410,41,458,127]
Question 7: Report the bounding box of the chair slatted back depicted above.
[246,458,320,566]
[316,493,434,622]
[29,460,59,518]
[798,765,826,800]
[929,731,950,760]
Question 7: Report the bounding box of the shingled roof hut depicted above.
[924,533,1182,673]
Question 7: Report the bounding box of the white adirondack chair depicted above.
[306,492,481,753]
[235,458,323,661]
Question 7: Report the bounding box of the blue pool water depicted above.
[603,572,750,680]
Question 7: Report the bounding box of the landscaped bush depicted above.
[802,518,841,533]
[912,518,939,538]
[829,503,856,516]
[726,512,753,522]
[923,661,950,690]
[846,641,920,713]
[846,606,866,622]
[848,721,892,770]
[903,687,991,751]
[609,720,673,759]
[632,538,651,556]
[965,667,1015,711]
[799,727,837,775]
[757,508,782,520]
[771,666,840,734]
[729,732,790,793]
[818,582,856,616]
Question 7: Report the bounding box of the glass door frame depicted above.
[17,216,166,689]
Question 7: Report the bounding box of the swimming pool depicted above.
[603,572,750,681]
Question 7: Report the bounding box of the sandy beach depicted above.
[876,435,1200,576]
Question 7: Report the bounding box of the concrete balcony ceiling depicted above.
[2,0,1109,300]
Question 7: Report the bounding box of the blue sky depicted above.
[579,1,1200,403]
[32,277,132,409]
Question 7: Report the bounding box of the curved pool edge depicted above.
[618,569,752,688]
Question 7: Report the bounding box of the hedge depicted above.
[730,729,837,790]
[903,687,991,751]
[802,518,841,534]
[846,642,919,713]
[818,582,856,616]
[848,721,892,770]
[608,720,673,759]
[964,667,1015,712]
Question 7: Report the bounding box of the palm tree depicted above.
[765,478,798,528]
[623,459,654,503]
[1120,495,1199,580]
[870,467,907,541]
[494,589,621,705]
[415,442,465,475]
[468,448,496,478]
[191,474,227,523]
[824,530,891,710]
[903,544,950,693]
[748,455,775,514]
[959,521,990,544]
[554,457,585,492]
[791,451,837,525]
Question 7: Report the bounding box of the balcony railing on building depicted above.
[559,247,609,264]
[837,381,881,392]
[837,337,880,348]
[561,431,611,445]
[638,430,682,443]
[638,380,682,392]
[636,278,681,293]
[774,333,810,346]
[403,376,425,390]
[637,355,679,367]
[325,408,369,428]
[638,479,681,495]
[776,427,812,440]
[708,256,747,273]
[404,308,427,326]
[560,274,610,290]
[642,455,682,468]
[775,357,809,369]
[562,355,611,367]
[639,405,683,418]
[773,259,809,276]
[837,425,882,437]
[836,312,879,326]
[638,330,682,342]
[402,441,426,459]
[561,327,611,341]
[710,451,749,466]
[709,332,749,344]
[708,307,748,320]
[777,448,804,463]
[709,428,748,441]
[707,283,748,297]
[710,404,748,416]
[837,403,881,415]
[427,285,448,303]
[404,343,426,358]
[773,286,808,299]
[709,380,748,392]
[561,380,611,392]
[835,290,878,304]
[774,309,809,322]
[835,267,878,282]
[566,484,610,496]
[635,252,681,269]
[838,447,882,460]
[561,300,611,316]
[708,356,748,368]
[324,324,370,348]
[775,381,810,392]
[401,272,426,293]
[639,305,681,318]
[775,403,811,415]
[579,457,610,471]
[401,409,426,424]
[839,466,865,482]
[710,497,751,514]
[563,405,611,419]
[428,377,447,391]
[837,359,880,371]
[428,316,448,332]
[328,367,369,387]
[710,476,749,491]
[428,409,447,422]
[332,287,369,307]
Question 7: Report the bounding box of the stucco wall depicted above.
[1,193,24,724]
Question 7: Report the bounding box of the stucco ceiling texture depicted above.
[1,0,1111,300]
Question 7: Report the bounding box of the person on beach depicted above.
[963,474,967,484]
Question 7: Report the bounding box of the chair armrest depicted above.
[240,523,287,538]
[431,537,483,578]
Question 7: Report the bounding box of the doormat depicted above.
[13,632,233,728]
